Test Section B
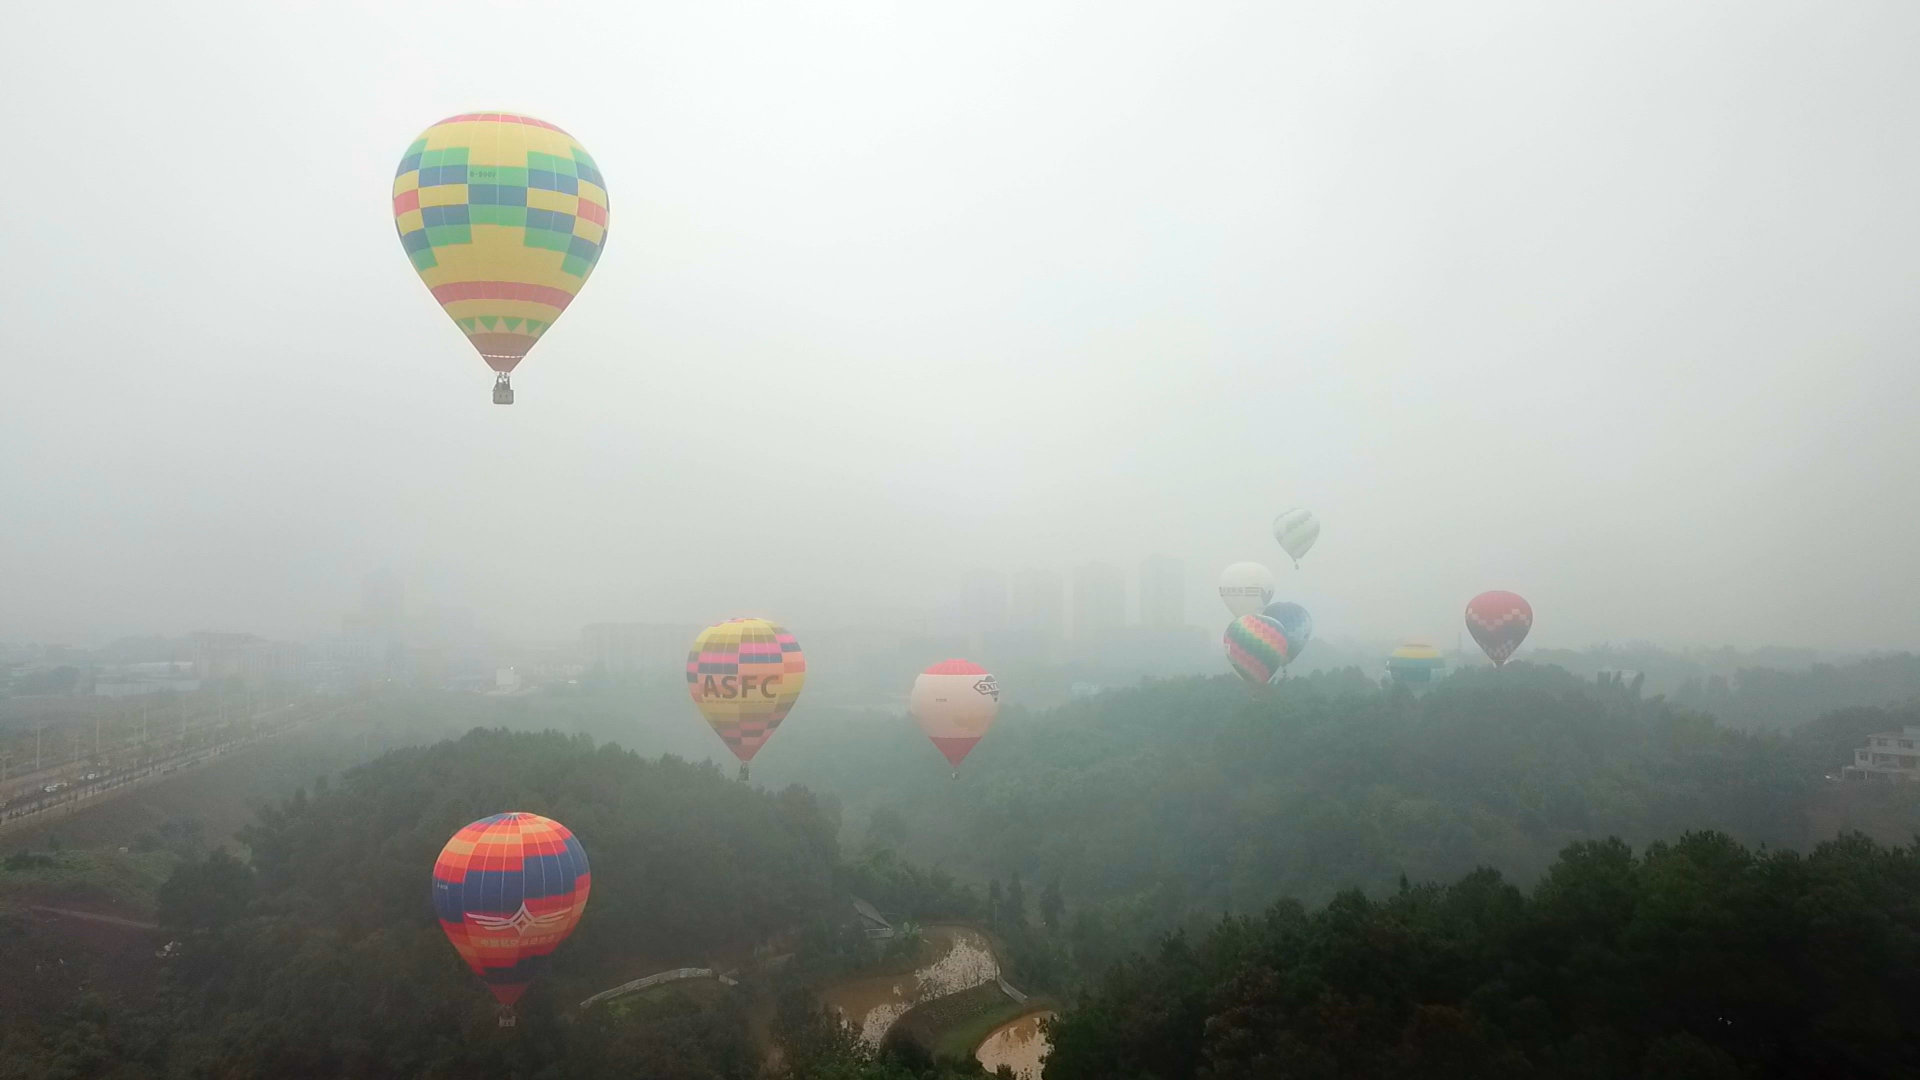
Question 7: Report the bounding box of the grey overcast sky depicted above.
[2,1,1916,650]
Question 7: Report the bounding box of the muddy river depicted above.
[974,1009,1053,1079]
[817,925,999,1045]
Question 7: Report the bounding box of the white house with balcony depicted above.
[1842,726,1920,781]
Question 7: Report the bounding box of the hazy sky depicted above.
[4,1,1916,651]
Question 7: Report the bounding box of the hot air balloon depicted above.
[1386,642,1445,688]
[911,659,1000,777]
[393,113,609,404]
[1466,590,1533,666]
[1261,601,1314,661]
[1218,562,1275,617]
[686,618,806,780]
[1272,508,1320,567]
[431,812,590,1026]
[1224,614,1292,685]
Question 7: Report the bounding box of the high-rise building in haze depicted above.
[1071,562,1126,640]
[1139,554,1185,630]
[960,568,1010,635]
[582,623,702,676]
[361,569,405,639]
[1009,568,1067,641]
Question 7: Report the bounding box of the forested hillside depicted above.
[766,662,1920,949]
[1045,831,1920,1079]
[4,657,1919,1078]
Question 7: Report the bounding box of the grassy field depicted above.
[0,724,380,855]
[886,980,1056,1063]
[930,995,1055,1063]
[0,848,177,913]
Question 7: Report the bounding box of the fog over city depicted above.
[5,1,1916,653]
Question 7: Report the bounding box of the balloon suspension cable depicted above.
[497,1005,517,1028]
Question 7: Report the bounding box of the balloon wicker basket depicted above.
[497,1006,516,1028]
[492,373,514,405]
[738,763,749,783]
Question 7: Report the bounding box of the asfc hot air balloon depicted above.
[1218,562,1275,618]
[431,812,590,1026]
[1224,614,1293,685]
[1261,601,1314,661]
[1272,508,1320,568]
[686,618,806,781]
[1466,590,1533,666]
[393,113,609,404]
[911,659,1000,777]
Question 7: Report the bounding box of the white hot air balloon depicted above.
[911,659,1001,777]
[1272,508,1320,567]
[1218,562,1276,617]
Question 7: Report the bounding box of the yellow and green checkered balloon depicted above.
[393,113,609,377]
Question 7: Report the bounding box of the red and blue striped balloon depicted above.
[431,812,590,1012]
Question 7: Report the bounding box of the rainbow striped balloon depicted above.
[1224,613,1292,685]
[431,812,590,1013]
[393,113,609,378]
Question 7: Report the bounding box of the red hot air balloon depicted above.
[1466,591,1533,666]
[911,659,1000,776]
[431,812,591,1025]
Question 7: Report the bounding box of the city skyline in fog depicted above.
[4,2,1918,653]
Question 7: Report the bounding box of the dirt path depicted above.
[30,906,159,930]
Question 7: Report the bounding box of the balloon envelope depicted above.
[686,618,807,762]
[1272,508,1320,565]
[1387,642,1446,686]
[1465,591,1533,666]
[1218,562,1275,617]
[911,659,1000,768]
[431,812,590,1008]
[393,113,609,375]
[1224,614,1291,685]
[1260,601,1313,660]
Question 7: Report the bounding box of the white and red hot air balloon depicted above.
[910,659,1000,775]
[1466,591,1533,666]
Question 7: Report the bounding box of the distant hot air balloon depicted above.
[1218,562,1276,617]
[911,659,1000,777]
[686,618,807,780]
[1466,591,1533,666]
[1272,508,1320,567]
[1386,642,1445,688]
[393,113,609,404]
[1261,601,1314,661]
[1224,614,1292,685]
[431,812,590,1026]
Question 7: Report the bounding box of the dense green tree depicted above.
[1046,831,1920,1079]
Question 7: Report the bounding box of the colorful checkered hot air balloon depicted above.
[911,659,1000,776]
[686,618,807,780]
[393,113,609,404]
[431,812,590,1025]
[1466,590,1533,666]
[1224,613,1293,685]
